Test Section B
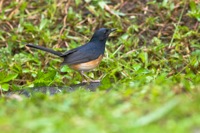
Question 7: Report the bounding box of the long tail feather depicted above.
[26,44,62,56]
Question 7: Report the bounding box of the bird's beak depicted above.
[110,28,116,32]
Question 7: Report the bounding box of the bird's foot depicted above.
[82,79,100,84]
[89,79,100,83]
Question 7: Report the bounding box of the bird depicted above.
[26,28,116,82]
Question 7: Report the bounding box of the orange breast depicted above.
[69,55,103,71]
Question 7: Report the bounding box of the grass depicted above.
[0,0,200,132]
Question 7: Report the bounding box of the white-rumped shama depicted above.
[26,28,116,82]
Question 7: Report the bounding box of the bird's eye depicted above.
[104,29,109,34]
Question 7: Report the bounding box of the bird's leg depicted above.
[79,71,100,83]
[80,71,92,83]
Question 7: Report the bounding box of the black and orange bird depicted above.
[26,28,116,82]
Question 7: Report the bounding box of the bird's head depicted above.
[90,28,116,42]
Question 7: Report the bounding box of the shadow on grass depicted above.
[5,82,101,97]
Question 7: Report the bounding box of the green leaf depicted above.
[34,71,57,86]
[39,18,49,31]
[100,74,111,90]
[121,33,129,40]
[23,23,38,32]
[189,1,196,11]
[0,72,18,84]
[98,1,107,9]
[1,83,9,91]
[188,1,200,21]
[134,98,180,127]
[139,52,148,67]
[60,65,71,73]
[86,5,98,16]
[112,10,126,17]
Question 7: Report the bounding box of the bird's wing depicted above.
[61,43,100,65]
[61,47,79,56]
